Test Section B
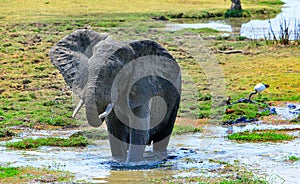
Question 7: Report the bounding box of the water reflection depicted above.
[241,0,300,39]
[166,0,300,39]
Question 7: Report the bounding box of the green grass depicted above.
[0,128,15,138]
[181,28,220,34]
[0,166,73,183]
[228,130,295,142]
[258,0,285,5]
[172,125,203,135]
[6,135,89,149]
[215,41,300,102]
[0,166,20,178]
[219,177,268,184]
[0,0,296,129]
[225,9,251,18]
[0,0,283,22]
[75,129,109,140]
[287,155,300,162]
[224,102,270,122]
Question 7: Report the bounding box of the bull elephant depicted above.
[49,29,181,163]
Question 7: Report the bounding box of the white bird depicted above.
[249,83,269,100]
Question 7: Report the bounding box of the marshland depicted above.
[0,0,300,183]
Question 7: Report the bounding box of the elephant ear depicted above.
[49,29,109,95]
[127,40,181,109]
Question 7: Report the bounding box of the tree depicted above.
[230,0,242,10]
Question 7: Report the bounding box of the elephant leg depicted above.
[126,142,146,163]
[108,132,128,162]
[106,113,129,162]
[153,134,171,153]
[151,91,180,156]
[126,103,150,163]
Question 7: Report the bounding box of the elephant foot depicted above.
[153,150,168,160]
[112,156,126,163]
[126,144,146,163]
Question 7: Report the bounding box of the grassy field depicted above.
[0,0,299,128]
[0,0,282,22]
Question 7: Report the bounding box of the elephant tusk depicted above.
[72,99,84,118]
[99,103,113,119]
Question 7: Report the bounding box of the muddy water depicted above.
[1,121,300,183]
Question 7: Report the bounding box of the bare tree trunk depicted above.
[230,0,242,10]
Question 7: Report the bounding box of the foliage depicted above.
[75,129,109,140]
[219,177,268,184]
[287,155,300,162]
[6,135,89,149]
[213,40,300,103]
[223,102,269,122]
[225,10,251,18]
[172,125,203,135]
[258,0,284,5]
[228,130,295,142]
[178,28,220,34]
[0,128,15,138]
[0,166,73,183]
[265,18,300,45]
[0,0,282,22]
[0,166,20,178]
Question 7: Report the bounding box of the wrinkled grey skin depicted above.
[49,29,181,163]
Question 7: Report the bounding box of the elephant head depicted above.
[50,29,181,162]
[50,29,109,127]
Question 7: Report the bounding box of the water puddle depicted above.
[166,0,300,39]
[271,103,300,120]
[1,120,299,183]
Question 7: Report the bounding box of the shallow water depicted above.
[166,0,300,39]
[241,0,300,39]
[1,120,300,183]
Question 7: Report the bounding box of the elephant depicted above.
[49,29,181,163]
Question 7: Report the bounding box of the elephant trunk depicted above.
[83,80,113,127]
[85,103,103,127]
[84,81,104,127]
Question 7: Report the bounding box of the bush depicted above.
[225,9,251,18]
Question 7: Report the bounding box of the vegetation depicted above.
[265,18,300,46]
[0,0,283,22]
[287,155,300,162]
[76,129,109,140]
[225,9,251,18]
[228,130,295,142]
[218,177,268,184]
[0,128,15,138]
[6,135,89,149]
[0,0,298,182]
[0,166,20,179]
[172,125,203,135]
[0,0,295,128]
[0,166,73,183]
[224,102,270,123]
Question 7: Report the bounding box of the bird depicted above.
[248,83,269,100]
[226,96,231,105]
